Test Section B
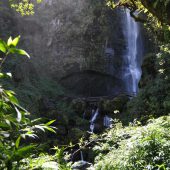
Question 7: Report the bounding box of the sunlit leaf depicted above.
[11,35,20,47]
[9,48,30,58]
[31,118,42,123]
[0,39,7,53]
[15,136,21,148]
[5,90,19,105]
[7,36,13,46]
[25,133,38,138]
[45,120,56,126]
[0,72,12,79]
[15,106,22,122]
[21,134,26,139]
[14,103,30,115]
[5,90,15,95]
[34,125,45,132]
[43,126,56,133]
[6,72,12,77]
[37,0,42,3]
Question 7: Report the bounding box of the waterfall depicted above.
[90,108,99,133]
[91,108,99,123]
[123,10,143,95]
[80,151,84,161]
[103,115,112,128]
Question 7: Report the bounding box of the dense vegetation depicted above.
[0,0,170,170]
[0,36,56,170]
[92,116,170,169]
[9,0,42,16]
[90,1,170,169]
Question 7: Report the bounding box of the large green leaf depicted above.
[0,39,7,53]
[9,48,30,58]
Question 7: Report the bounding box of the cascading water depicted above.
[91,108,99,123]
[122,9,143,95]
[90,108,99,133]
[80,151,84,161]
[103,115,112,128]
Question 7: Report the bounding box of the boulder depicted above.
[72,161,92,170]
[42,161,58,170]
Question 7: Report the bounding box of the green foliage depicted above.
[106,0,170,43]
[20,153,55,170]
[19,146,72,170]
[125,46,170,122]
[0,36,30,59]
[9,0,42,16]
[106,0,170,123]
[53,146,72,170]
[106,0,168,23]
[92,116,170,170]
[0,36,56,169]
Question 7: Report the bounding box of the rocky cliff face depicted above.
[0,0,132,97]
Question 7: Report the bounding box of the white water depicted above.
[90,108,99,133]
[80,151,84,161]
[123,10,142,95]
[103,115,112,128]
[91,108,99,123]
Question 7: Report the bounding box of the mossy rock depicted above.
[72,161,92,170]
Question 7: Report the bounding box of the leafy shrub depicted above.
[0,36,56,169]
[19,146,72,170]
[92,116,170,170]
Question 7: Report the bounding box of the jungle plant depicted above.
[0,36,56,170]
[92,116,170,170]
[9,0,42,16]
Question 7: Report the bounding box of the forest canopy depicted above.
[9,0,42,15]
[107,0,170,25]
